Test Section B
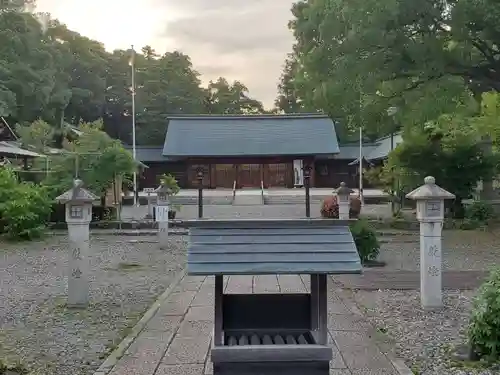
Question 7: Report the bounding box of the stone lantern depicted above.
[406,176,455,309]
[154,182,171,249]
[336,182,353,220]
[55,179,99,308]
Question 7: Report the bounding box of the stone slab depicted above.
[253,275,280,293]
[155,364,205,375]
[146,314,183,332]
[156,291,198,316]
[161,336,211,365]
[277,274,308,293]
[224,275,253,294]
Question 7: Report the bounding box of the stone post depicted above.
[56,179,99,308]
[336,182,353,220]
[143,188,155,219]
[155,183,170,249]
[406,176,455,309]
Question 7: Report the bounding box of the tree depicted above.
[206,77,265,115]
[274,54,308,113]
[382,122,495,217]
[1,8,264,146]
[43,120,136,201]
[281,0,500,140]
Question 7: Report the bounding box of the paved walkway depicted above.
[101,274,405,375]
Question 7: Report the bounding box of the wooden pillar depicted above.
[310,274,328,345]
[214,275,224,345]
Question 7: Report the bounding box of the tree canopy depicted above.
[277,0,500,141]
[0,2,265,145]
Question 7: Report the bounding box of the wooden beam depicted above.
[214,275,224,346]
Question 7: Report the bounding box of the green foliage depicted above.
[43,120,136,199]
[0,8,265,145]
[465,201,496,223]
[280,0,500,140]
[381,125,495,217]
[0,167,51,240]
[468,267,500,361]
[349,220,380,263]
[159,173,180,196]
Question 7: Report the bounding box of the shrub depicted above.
[349,219,380,263]
[465,201,495,223]
[321,195,363,219]
[468,267,500,361]
[0,167,52,240]
[350,196,362,218]
[321,196,339,218]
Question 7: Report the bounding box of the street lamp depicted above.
[303,164,312,218]
[387,106,398,213]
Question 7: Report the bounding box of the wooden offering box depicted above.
[187,219,362,375]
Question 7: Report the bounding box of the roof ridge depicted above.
[166,113,329,120]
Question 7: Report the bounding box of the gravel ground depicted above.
[379,230,500,271]
[352,289,499,375]
[0,235,186,375]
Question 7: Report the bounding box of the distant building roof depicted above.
[162,114,340,157]
[366,133,403,160]
[123,146,173,162]
[0,141,46,158]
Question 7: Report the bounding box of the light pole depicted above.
[387,106,398,213]
[129,45,137,206]
[358,127,364,205]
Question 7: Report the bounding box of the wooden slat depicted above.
[188,262,362,276]
[190,252,359,263]
[190,243,355,253]
[191,235,352,244]
[187,223,362,276]
[193,227,350,235]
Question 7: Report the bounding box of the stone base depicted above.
[214,361,329,375]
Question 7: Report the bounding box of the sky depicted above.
[35,0,297,108]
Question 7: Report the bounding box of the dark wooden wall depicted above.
[138,157,380,190]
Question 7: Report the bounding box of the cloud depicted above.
[162,1,296,106]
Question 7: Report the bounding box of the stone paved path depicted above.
[103,274,403,375]
[333,270,488,290]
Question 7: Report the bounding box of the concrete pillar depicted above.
[154,183,171,249]
[406,176,455,309]
[56,179,99,308]
[336,182,353,220]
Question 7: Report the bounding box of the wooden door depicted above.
[267,163,290,187]
[215,164,236,188]
[238,164,261,188]
[188,164,210,188]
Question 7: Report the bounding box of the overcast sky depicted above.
[35,0,297,108]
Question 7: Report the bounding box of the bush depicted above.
[321,195,363,219]
[465,201,495,223]
[0,168,52,240]
[350,196,362,218]
[349,219,380,263]
[468,267,500,361]
[321,196,339,218]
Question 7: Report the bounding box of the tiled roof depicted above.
[162,114,340,157]
[187,220,362,275]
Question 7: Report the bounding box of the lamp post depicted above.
[129,45,137,206]
[387,106,398,213]
[197,168,204,219]
[303,164,312,218]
